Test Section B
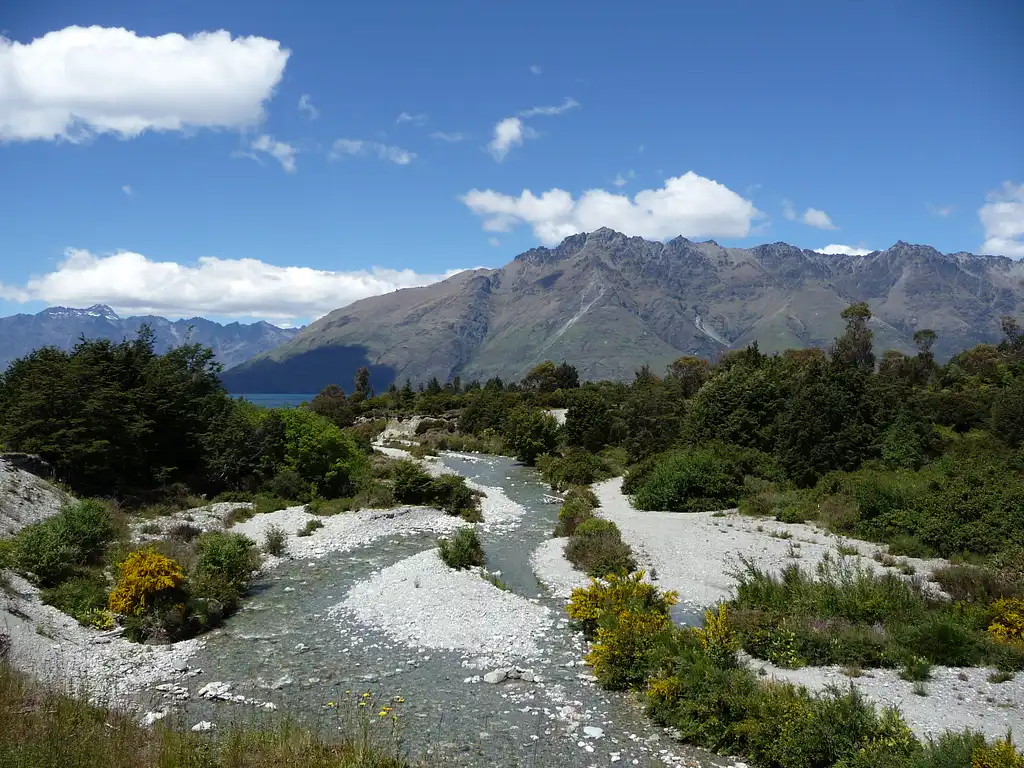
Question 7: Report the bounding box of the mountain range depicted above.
[221,229,1024,394]
[0,305,300,373]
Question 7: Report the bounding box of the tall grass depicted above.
[0,659,413,768]
[730,554,1024,670]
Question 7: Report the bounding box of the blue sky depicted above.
[1,0,1022,325]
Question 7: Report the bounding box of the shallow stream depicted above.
[167,454,733,768]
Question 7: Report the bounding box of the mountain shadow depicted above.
[219,345,396,395]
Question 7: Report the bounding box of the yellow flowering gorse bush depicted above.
[108,549,184,617]
[972,735,1024,768]
[567,570,678,639]
[988,598,1024,648]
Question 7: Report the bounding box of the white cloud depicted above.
[461,171,763,244]
[612,170,635,187]
[488,237,501,247]
[329,138,415,165]
[487,117,536,162]
[122,184,133,196]
[396,111,426,125]
[298,94,318,120]
[430,131,466,143]
[248,134,297,172]
[802,207,836,230]
[927,203,953,218]
[782,200,836,229]
[519,97,579,118]
[815,244,872,256]
[0,249,466,322]
[0,26,289,142]
[979,181,1024,258]
[530,65,542,75]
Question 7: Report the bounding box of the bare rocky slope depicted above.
[221,229,1024,392]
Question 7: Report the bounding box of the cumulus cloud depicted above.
[298,94,318,120]
[461,171,762,244]
[781,200,836,229]
[0,249,466,322]
[979,181,1024,258]
[802,207,836,230]
[519,97,579,118]
[431,131,466,143]
[248,134,297,172]
[487,117,536,161]
[396,111,426,125]
[815,244,872,256]
[0,26,289,142]
[330,138,415,165]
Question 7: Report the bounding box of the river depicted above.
[169,454,735,767]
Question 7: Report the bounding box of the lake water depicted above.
[234,394,316,409]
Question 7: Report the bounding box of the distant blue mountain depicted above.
[0,304,301,372]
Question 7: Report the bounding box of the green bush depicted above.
[40,573,110,625]
[631,443,780,513]
[503,407,558,465]
[297,519,324,537]
[932,564,1023,603]
[428,474,480,521]
[14,500,116,586]
[730,555,1021,671]
[564,485,600,508]
[553,496,595,537]
[437,528,485,570]
[390,460,434,504]
[192,532,259,611]
[262,525,287,556]
[537,449,612,490]
[264,468,312,502]
[564,530,636,578]
[572,518,620,538]
[279,408,369,498]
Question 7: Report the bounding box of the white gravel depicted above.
[1,573,201,704]
[337,548,555,669]
[229,504,466,561]
[130,501,253,541]
[592,476,1024,741]
[750,657,1021,741]
[593,477,943,610]
[531,537,589,599]
[0,458,69,536]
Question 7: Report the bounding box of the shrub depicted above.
[972,736,1024,768]
[194,531,259,602]
[168,522,203,542]
[263,525,287,556]
[572,518,620,538]
[503,407,559,465]
[264,468,312,502]
[631,444,780,513]
[537,449,612,490]
[567,570,678,640]
[932,565,1022,603]
[564,529,636,578]
[297,519,324,537]
[40,573,110,625]
[437,528,484,570]
[429,474,480,520]
[564,486,599,508]
[390,460,434,504]
[14,500,116,586]
[588,604,674,690]
[989,599,1024,648]
[108,549,184,617]
[553,496,595,537]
